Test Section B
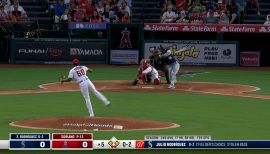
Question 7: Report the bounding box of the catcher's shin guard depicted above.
[141,73,147,84]
[154,78,160,85]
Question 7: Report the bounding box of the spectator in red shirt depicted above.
[176,0,188,10]
[85,0,96,16]
[73,7,86,21]
[89,10,102,23]
[79,0,89,8]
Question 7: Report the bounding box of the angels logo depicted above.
[119,27,132,48]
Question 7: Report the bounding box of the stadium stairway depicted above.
[244,0,270,24]
[132,0,162,23]
[20,0,52,30]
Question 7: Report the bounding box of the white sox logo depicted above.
[119,27,132,48]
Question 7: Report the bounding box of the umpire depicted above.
[148,46,170,84]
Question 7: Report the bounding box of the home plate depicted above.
[142,87,154,89]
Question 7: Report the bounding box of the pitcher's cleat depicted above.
[104,101,111,107]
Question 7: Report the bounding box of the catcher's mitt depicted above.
[132,79,139,86]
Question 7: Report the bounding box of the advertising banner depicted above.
[14,41,106,64]
[110,50,139,64]
[240,52,260,66]
[107,24,142,65]
[144,23,270,33]
[144,40,237,66]
[68,22,106,30]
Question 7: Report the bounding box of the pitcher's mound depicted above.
[10,117,179,131]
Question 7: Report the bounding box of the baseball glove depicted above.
[132,79,139,86]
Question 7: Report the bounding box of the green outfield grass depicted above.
[0,66,270,154]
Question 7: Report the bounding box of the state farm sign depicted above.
[144,23,270,33]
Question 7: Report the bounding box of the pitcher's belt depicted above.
[79,78,89,83]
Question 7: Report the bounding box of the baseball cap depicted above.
[73,58,79,65]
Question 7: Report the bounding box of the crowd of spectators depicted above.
[160,0,262,24]
[50,0,132,26]
[0,0,27,22]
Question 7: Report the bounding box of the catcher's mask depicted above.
[140,59,148,66]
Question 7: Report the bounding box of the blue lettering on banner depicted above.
[68,22,106,30]
[144,141,270,149]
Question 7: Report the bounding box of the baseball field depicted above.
[1,64,270,154]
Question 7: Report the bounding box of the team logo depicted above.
[136,140,145,148]
[223,49,232,56]
[119,27,132,48]
[21,141,26,148]
[174,45,200,61]
[63,141,68,148]
[108,136,120,148]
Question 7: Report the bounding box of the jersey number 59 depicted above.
[76,69,85,77]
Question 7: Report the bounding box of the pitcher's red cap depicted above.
[73,58,79,65]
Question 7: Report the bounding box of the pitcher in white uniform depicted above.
[60,58,110,117]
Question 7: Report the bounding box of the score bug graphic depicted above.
[9,133,51,150]
[51,133,93,150]
[108,137,120,148]
[136,140,145,148]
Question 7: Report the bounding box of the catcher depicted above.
[133,59,160,85]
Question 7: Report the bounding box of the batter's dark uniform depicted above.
[160,50,180,89]
[149,51,170,84]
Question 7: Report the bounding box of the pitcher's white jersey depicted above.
[68,66,89,82]
[142,66,159,80]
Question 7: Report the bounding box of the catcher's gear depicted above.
[132,79,139,85]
